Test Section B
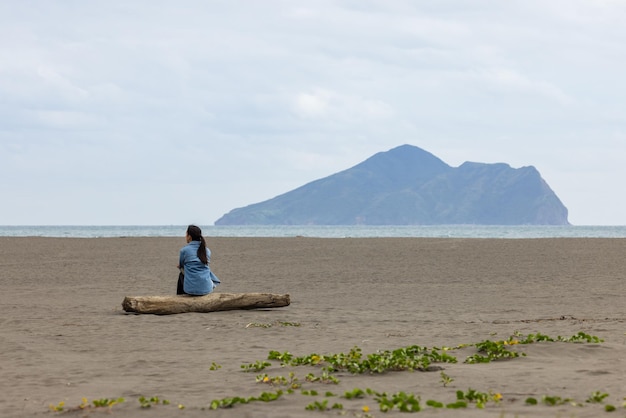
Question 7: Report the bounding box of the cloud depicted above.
[295,90,330,118]
[34,110,103,129]
[0,1,625,225]
[293,88,394,122]
[478,68,575,106]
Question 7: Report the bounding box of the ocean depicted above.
[1,225,625,238]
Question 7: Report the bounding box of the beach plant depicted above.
[241,360,272,372]
[257,371,301,388]
[342,388,423,412]
[48,330,608,414]
[426,399,444,408]
[461,331,603,365]
[465,339,523,363]
[305,367,340,384]
[256,390,285,402]
[304,399,327,411]
[360,345,456,373]
[257,373,280,385]
[209,390,284,409]
[305,399,342,411]
[92,397,125,408]
[50,397,125,412]
[270,344,457,375]
[342,388,369,399]
[261,332,603,386]
[560,331,603,343]
[209,395,250,409]
[524,392,625,412]
[323,346,364,373]
[512,331,604,344]
[268,350,325,367]
[267,349,296,366]
[138,395,169,408]
[440,371,454,387]
[516,332,554,343]
[445,400,468,409]
[455,388,501,409]
[49,401,65,412]
[586,391,609,403]
[541,395,575,406]
[374,391,421,412]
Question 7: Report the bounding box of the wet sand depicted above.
[0,237,624,417]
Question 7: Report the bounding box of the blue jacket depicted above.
[179,241,221,295]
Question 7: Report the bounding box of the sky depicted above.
[1,1,625,226]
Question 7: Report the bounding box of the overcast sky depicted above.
[1,1,625,226]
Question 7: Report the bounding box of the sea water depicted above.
[0,225,625,238]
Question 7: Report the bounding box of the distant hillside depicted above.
[215,144,569,225]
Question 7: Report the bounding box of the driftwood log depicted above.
[122,292,290,315]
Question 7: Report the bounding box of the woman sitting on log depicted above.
[176,225,221,295]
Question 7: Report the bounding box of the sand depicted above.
[0,236,624,417]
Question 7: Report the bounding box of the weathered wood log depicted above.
[122,292,290,315]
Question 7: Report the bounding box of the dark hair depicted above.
[187,225,208,265]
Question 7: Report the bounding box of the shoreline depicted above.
[1,237,624,417]
[2,224,626,239]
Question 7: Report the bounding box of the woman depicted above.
[176,225,221,295]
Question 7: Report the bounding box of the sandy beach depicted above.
[0,236,624,417]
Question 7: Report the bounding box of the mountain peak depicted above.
[352,144,450,184]
[215,145,569,225]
